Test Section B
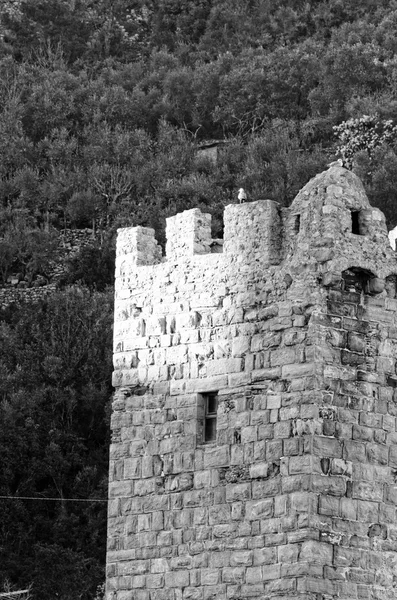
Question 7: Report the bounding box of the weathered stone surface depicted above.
[107,166,397,600]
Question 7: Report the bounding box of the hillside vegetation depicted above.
[1,1,397,598]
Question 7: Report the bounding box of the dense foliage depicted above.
[0,288,113,599]
[1,0,397,598]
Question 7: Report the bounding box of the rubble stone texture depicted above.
[107,166,397,600]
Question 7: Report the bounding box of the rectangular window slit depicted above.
[203,392,218,443]
[351,211,360,235]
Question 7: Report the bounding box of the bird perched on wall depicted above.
[327,158,343,168]
[238,188,247,203]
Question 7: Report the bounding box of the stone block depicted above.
[202,585,226,600]
[264,576,294,593]
[164,570,190,588]
[300,541,333,564]
[183,589,203,600]
[206,358,243,376]
[203,446,230,468]
[249,462,268,479]
[298,577,337,595]
[330,458,352,477]
[278,544,299,563]
[246,499,274,520]
[145,574,164,588]
[232,337,251,357]
[184,375,228,394]
[252,547,276,566]
[200,569,220,586]
[281,362,316,378]
[357,500,380,523]
[273,420,291,438]
[252,478,281,499]
[246,566,262,584]
[334,546,367,569]
[252,367,281,381]
[229,550,253,567]
[208,504,231,525]
[366,443,388,465]
[352,481,384,502]
[389,445,397,467]
[343,441,366,463]
[311,475,346,496]
[225,483,251,503]
[222,567,244,584]
[319,495,340,516]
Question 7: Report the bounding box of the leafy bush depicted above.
[59,243,115,291]
[334,114,397,168]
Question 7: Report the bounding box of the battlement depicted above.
[115,167,394,291]
[116,199,284,272]
[107,167,397,600]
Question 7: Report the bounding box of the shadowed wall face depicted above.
[107,167,397,600]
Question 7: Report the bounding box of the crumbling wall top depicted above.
[281,166,396,288]
[115,166,397,294]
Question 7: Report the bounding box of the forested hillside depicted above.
[1,1,397,598]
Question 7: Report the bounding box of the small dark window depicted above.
[351,211,360,235]
[204,392,218,443]
[342,267,372,293]
[294,214,301,233]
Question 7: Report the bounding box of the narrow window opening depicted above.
[342,267,372,293]
[204,392,218,443]
[351,211,360,235]
[294,214,301,233]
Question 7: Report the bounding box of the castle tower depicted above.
[107,167,397,600]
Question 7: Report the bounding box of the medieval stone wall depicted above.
[0,228,96,308]
[0,283,58,309]
[107,167,397,600]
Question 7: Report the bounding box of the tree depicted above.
[0,236,18,283]
[213,53,269,137]
[309,40,388,120]
[0,287,113,600]
[59,241,115,291]
[149,0,212,50]
[163,65,196,129]
[334,114,397,168]
[242,120,328,204]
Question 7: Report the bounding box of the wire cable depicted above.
[0,495,107,503]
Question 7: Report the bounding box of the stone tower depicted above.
[107,166,397,600]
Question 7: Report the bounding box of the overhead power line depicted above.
[0,495,107,503]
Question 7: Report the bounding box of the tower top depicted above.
[108,167,397,600]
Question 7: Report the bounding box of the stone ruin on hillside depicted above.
[106,166,397,600]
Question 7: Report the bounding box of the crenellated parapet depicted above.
[115,166,395,287]
[116,199,285,275]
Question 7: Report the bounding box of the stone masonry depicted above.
[107,166,397,600]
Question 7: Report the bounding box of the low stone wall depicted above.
[0,284,58,309]
[50,228,97,280]
[0,228,97,308]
